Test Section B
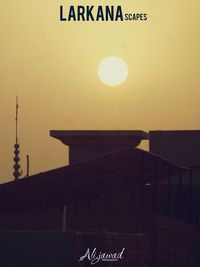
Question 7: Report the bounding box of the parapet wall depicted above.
[156,215,200,267]
[0,216,199,267]
[0,231,151,267]
[75,231,151,267]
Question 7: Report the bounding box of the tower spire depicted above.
[13,96,21,180]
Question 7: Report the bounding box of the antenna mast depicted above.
[13,96,21,180]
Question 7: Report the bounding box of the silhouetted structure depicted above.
[0,130,199,267]
[50,130,148,164]
[13,96,20,180]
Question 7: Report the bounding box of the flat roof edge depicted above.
[50,130,149,139]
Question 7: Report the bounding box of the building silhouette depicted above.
[0,130,199,267]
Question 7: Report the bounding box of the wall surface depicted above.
[75,232,151,267]
[0,231,151,267]
[156,215,200,267]
[149,130,200,168]
[0,232,75,267]
[0,217,199,267]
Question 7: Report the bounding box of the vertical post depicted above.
[140,155,145,216]
[131,182,137,215]
[87,193,91,212]
[152,159,158,215]
[63,206,67,232]
[108,193,111,229]
[167,165,171,217]
[188,169,193,224]
[131,184,134,213]
[76,192,79,212]
[62,188,67,232]
[178,171,182,219]
[150,161,158,267]
[108,193,111,214]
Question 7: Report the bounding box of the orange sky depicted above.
[0,0,200,183]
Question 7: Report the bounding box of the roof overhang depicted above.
[50,130,149,146]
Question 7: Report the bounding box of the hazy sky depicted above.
[0,0,199,183]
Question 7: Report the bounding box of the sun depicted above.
[98,56,128,86]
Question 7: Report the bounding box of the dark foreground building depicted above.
[0,130,199,267]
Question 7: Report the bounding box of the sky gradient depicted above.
[0,0,200,182]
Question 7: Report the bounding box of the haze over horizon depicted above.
[1,0,200,183]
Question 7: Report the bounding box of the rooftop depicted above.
[0,147,189,214]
